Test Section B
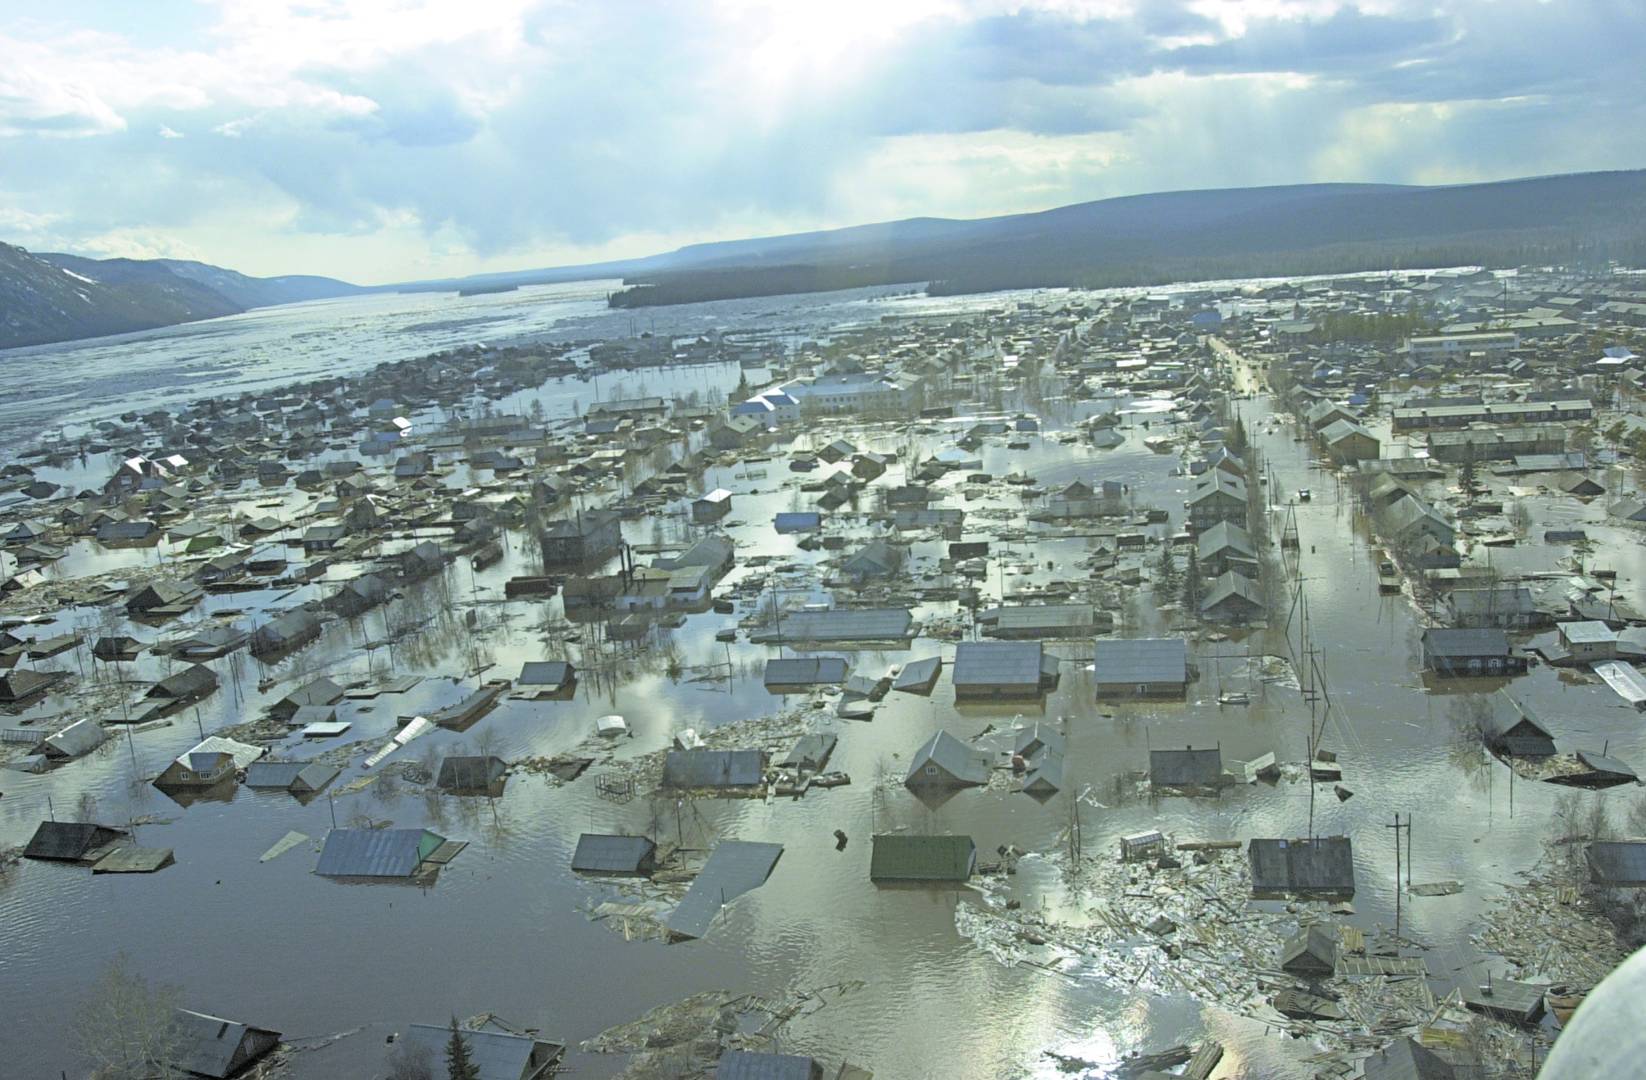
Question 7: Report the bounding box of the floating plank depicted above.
[1340,955,1429,977]
[259,830,310,863]
[1410,880,1464,897]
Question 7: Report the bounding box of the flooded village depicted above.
[5,268,1646,1079]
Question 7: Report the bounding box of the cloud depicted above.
[0,0,1640,282]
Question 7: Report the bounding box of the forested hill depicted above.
[605,170,1646,306]
[0,242,362,350]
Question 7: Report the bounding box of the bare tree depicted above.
[384,1037,436,1080]
[75,954,185,1080]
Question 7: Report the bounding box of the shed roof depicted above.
[571,834,657,875]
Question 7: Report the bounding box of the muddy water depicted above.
[3,333,1640,1079]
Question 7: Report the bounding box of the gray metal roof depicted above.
[38,718,105,758]
[905,730,991,787]
[1587,841,1646,887]
[571,834,656,875]
[777,732,837,771]
[715,1050,819,1080]
[990,605,1095,632]
[276,677,344,711]
[171,1009,280,1079]
[149,663,218,699]
[666,840,784,939]
[1150,747,1223,787]
[1361,1038,1455,1080]
[661,748,765,788]
[437,755,508,791]
[1248,837,1356,896]
[892,655,942,692]
[517,661,573,687]
[403,1024,562,1080]
[23,821,125,861]
[315,828,446,877]
[244,761,311,789]
[1092,638,1188,684]
[1420,628,1510,658]
[763,657,849,686]
[775,608,913,641]
[953,641,1044,687]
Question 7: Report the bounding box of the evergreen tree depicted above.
[1156,544,1179,593]
[1181,547,1202,612]
[1459,443,1477,504]
[1228,417,1248,455]
[445,1018,479,1080]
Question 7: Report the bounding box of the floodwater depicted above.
[1,290,1640,1079]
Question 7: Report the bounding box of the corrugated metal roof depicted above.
[776,609,913,641]
[870,834,977,881]
[1150,747,1223,787]
[315,828,447,878]
[662,748,765,788]
[666,840,784,939]
[1093,638,1188,684]
[1248,837,1356,896]
[953,641,1043,687]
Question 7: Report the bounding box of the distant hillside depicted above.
[0,243,361,350]
[604,170,1646,306]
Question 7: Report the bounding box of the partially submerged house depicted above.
[1280,924,1339,978]
[571,834,657,877]
[904,730,991,790]
[661,748,765,790]
[249,608,322,659]
[1419,628,1526,677]
[401,1023,565,1080]
[869,834,977,883]
[1092,637,1190,698]
[169,1010,282,1080]
[1248,836,1356,898]
[153,736,266,792]
[437,755,509,795]
[1586,841,1646,888]
[1150,747,1224,792]
[716,1051,822,1080]
[315,828,462,879]
[951,641,1058,699]
[243,760,340,796]
[23,821,127,863]
[763,656,849,690]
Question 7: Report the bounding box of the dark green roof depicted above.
[869,834,976,882]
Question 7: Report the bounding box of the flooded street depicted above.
[1,279,1641,1080]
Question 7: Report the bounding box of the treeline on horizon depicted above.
[606,227,1646,310]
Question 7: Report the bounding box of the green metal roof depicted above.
[869,834,976,882]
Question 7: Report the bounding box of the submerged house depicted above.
[571,834,658,877]
[153,736,265,792]
[402,1024,564,1080]
[661,748,765,790]
[869,834,978,883]
[539,510,622,567]
[169,1010,282,1079]
[315,828,460,879]
[1248,837,1356,898]
[249,608,322,659]
[1150,747,1224,792]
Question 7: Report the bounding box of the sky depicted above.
[2,0,1643,285]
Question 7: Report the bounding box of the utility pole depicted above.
[1387,813,1411,942]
